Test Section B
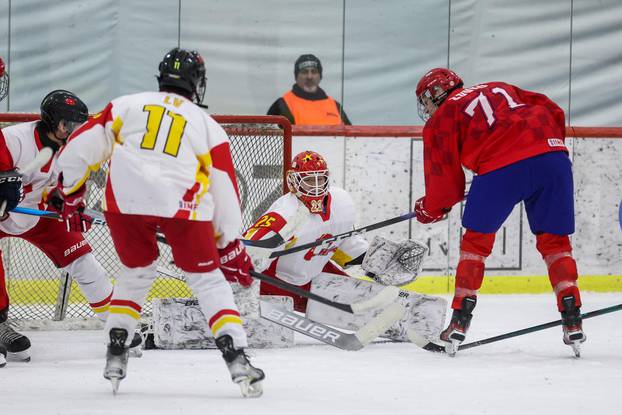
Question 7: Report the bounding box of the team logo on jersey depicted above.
[547,138,565,147]
[179,201,198,210]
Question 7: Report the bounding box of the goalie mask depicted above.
[287,151,329,213]
[416,68,463,122]
[0,57,8,102]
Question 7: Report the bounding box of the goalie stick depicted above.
[407,302,622,353]
[266,211,418,258]
[250,270,400,314]
[0,147,53,216]
[260,300,404,351]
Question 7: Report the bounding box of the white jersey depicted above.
[244,188,368,286]
[57,91,242,246]
[0,121,58,235]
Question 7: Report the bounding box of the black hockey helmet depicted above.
[157,48,206,104]
[40,90,88,135]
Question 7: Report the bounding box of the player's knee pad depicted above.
[460,229,496,257]
[535,233,572,257]
[65,253,108,285]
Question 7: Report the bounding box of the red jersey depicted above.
[422,81,567,213]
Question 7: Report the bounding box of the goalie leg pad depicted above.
[151,295,294,349]
[307,273,447,342]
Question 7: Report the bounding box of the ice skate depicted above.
[216,334,265,398]
[103,328,130,395]
[440,297,476,357]
[0,320,31,362]
[560,295,586,358]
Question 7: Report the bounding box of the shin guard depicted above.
[452,230,495,310]
[536,233,581,311]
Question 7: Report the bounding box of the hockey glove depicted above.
[47,175,92,232]
[0,169,24,220]
[218,239,254,287]
[414,197,448,224]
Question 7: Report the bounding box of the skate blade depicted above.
[570,343,581,358]
[443,339,459,357]
[0,356,6,368]
[110,378,121,395]
[7,350,31,362]
[234,377,263,398]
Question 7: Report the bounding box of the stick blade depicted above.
[350,285,400,314]
[355,302,405,345]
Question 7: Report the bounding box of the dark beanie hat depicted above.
[294,54,323,78]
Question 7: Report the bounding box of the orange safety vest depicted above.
[282,91,344,125]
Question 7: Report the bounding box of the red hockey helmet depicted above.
[0,57,8,102]
[416,68,463,121]
[287,151,330,213]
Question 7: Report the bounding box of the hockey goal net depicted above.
[0,113,291,323]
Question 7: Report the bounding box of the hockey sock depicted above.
[452,230,494,310]
[185,270,248,348]
[64,253,114,321]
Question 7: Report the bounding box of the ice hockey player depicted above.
[414,68,585,356]
[52,47,264,397]
[243,150,442,343]
[0,90,117,363]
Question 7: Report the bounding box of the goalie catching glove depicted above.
[361,235,428,286]
[47,174,93,232]
[218,239,254,287]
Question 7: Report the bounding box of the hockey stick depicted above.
[266,211,418,258]
[259,300,404,351]
[408,303,622,353]
[10,206,107,225]
[0,147,54,216]
[250,270,400,314]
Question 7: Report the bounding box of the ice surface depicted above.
[1,293,620,414]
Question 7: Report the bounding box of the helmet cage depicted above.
[287,169,329,213]
[416,68,463,122]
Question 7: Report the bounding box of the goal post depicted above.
[0,113,292,323]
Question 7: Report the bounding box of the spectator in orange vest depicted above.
[267,54,351,125]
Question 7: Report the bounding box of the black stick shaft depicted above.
[459,303,622,351]
[250,270,353,314]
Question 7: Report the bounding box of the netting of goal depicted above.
[0,113,291,324]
